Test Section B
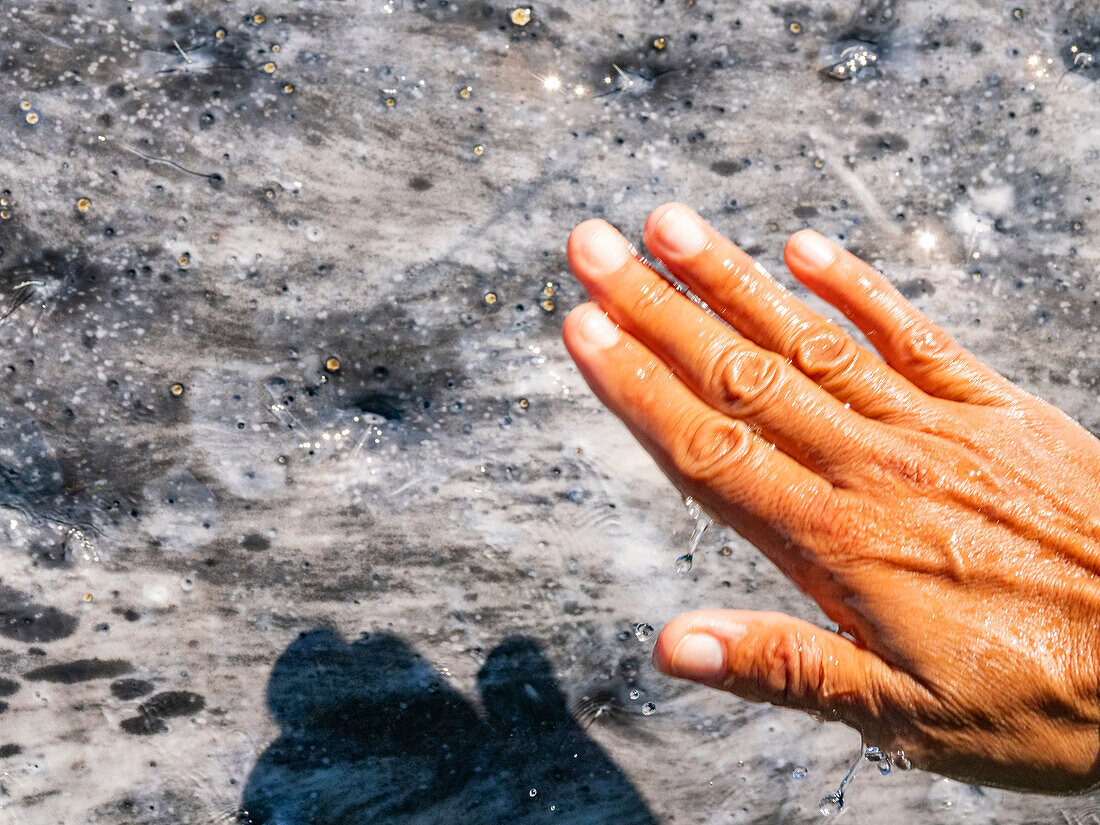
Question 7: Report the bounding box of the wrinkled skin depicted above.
[562,203,1100,793]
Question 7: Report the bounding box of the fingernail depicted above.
[788,230,837,271]
[654,205,708,257]
[670,633,726,683]
[577,224,630,276]
[576,308,621,349]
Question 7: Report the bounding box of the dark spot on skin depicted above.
[120,691,206,736]
[111,678,155,700]
[239,533,270,552]
[0,744,21,758]
[23,658,133,684]
[0,677,18,697]
[407,176,433,191]
[0,583,79,643]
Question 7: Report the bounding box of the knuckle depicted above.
[874,433,948,491]
[760,631,826,707]
[893,319,959,373]
[627,276,678,321]
[707,346,785,414]
[791,324,860,384]
[676,415,753,485]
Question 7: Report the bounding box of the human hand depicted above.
[562,203,1100,793]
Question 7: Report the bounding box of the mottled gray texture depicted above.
[0,0,1098,822]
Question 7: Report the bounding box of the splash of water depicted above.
[818,744,894,817]
[676,496,713,573]
[818,748,864,817]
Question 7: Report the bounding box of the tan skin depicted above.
[561,203,1100,793]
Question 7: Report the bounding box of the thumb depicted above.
[653,610,899,724]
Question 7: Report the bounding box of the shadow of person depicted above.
[239,629,659,825]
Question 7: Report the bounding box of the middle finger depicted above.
[567,218,887,482]
[642,203,934,424]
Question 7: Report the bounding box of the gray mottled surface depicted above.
[1,0,1098,822]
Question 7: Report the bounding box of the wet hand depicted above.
[562,203,1100,793]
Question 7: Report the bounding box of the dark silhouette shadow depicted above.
[240,629,659,824]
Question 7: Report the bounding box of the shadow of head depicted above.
[240,629,657,824]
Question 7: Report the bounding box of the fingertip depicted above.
[567,218,614,253]
[562,302,621,354]
[567,218,631,280]
[643,202,709,259]
[784,229,838,279]
[643,201,689,238]
[654,612,745,685]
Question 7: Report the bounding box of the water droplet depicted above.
[528,788,537,797]
[510,7,531,26]
[792,766,808,780]
[818,791,843,817]
[629,689,641,700]
[677,496,712,571]
[641,702,656,716]
[633,622,654,642]
[864,746,891,775]
[819,745,865,817]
